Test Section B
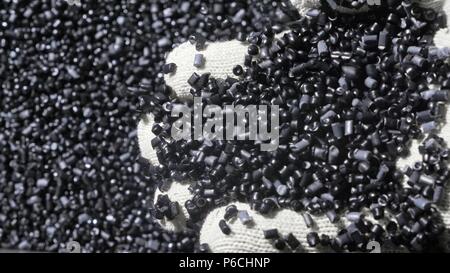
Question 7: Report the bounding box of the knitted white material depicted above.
[138,0,450,252]
[290,0,321,15]
[419,0,446,10]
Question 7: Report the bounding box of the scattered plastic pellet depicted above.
[0,0,293,253]
[263,229,280,240]
[237,210,253,225]
[219,219,231,235]
[193,54,205,68]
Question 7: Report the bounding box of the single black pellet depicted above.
[378,31,388,50]
[285,233,300,250]
[305,181,324,196]
[433,186,444,203]
[331,122,344,139]
[418,174,435,186]
[353,149,372,161]
[233,65,244,76]
[345,120,353,136]
[326,210,339,223]
[219,220,231,235]
[302,213,314,228]
[306,232,320,247]
[224,205,238,221]
[274,238,286,250]
[318,40,329,56]
[334,233,351,248]
[263,229,280,239]
[364,77,378,89]
[187,72,200,87]
[290,138,311,152]
[163,63,177,74]
[371,206,384,220]
[320,234,331,247]
[346,212,362,222]
[409,196,432,211]
[237,210,253,225]
[247,44,259,56]
[194,54,205,68]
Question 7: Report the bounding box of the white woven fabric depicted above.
[417,0,446,11]
[138,0,450,252]
[290,0,321,15]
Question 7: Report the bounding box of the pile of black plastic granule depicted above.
[0,0,297,252]
[146,1,450,252]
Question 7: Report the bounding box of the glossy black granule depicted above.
[0,0,295,252]
[147,1,450,252]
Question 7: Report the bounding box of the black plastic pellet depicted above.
[341,65,360,80]
[409,196,432,211]
[263,229,280,239]
[224,205,238,220]
[219,220,231,235]
[346,212,362,222]
[318,40,329,56]
[187,72,201,87]
[334,233,351,248]
[326,210,339,223]
[36,178,49,189]
[302,212,314,228]
[237,210,253,225]
[345,119,353,136]
[194,54,205,68]
[167,202,180,220]
[285,233,300,250]
[291,138,311,152]
[320,234,331,247]
[305,181,324,196]
[418,174,435,186]
[421,121,437,133]
[331,122,344,139]
[233,65,244,76]
[163,63,177,74]
[203,189,216,197]
[274,238,286,250]
[433,186,444,203]
[247,44,259,56]
[198,243,210,253]
[306,232,320,247]
[353,149,372,161]
[378,31,388,50]
[364,77,378,89]
[372,206,384,220]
